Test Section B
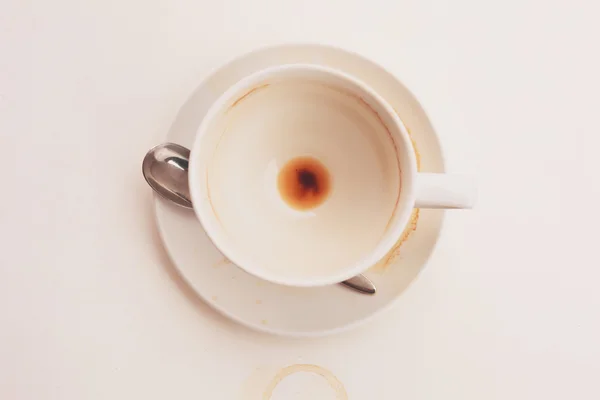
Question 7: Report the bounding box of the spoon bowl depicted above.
[142,143,192,208]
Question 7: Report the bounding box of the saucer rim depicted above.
[153,42,447,337]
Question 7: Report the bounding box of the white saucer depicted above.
[154,44,446,337]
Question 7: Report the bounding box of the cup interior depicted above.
[189,65,417,286]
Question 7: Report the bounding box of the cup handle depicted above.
[414,173,476,209]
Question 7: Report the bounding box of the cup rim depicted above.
[189,63,418,287]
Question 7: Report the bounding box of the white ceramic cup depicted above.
[189,64,475,287]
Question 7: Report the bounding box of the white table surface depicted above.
[2,0,599,398]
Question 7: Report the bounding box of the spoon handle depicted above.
[340,275,376,295]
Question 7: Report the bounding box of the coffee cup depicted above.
[188,64,475,287]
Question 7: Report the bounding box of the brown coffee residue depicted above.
[277,156,331,210]
[262,364,347,400]
[372,118,422,271]
[230,84,270,109]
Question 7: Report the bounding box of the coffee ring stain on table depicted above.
[262,364,347,400]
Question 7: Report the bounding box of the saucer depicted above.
[154,44,446,337]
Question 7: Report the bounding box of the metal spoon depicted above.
[142,142,376,295]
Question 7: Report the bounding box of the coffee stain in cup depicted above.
[322,83,403,235]
[230,84,270,109]
[206,86,261,227]
[371,119,422,271]
[262,364,347,400]
[211,88,421,273]
[277,156,332,210]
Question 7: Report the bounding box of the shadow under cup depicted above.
[189,65,418,287]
